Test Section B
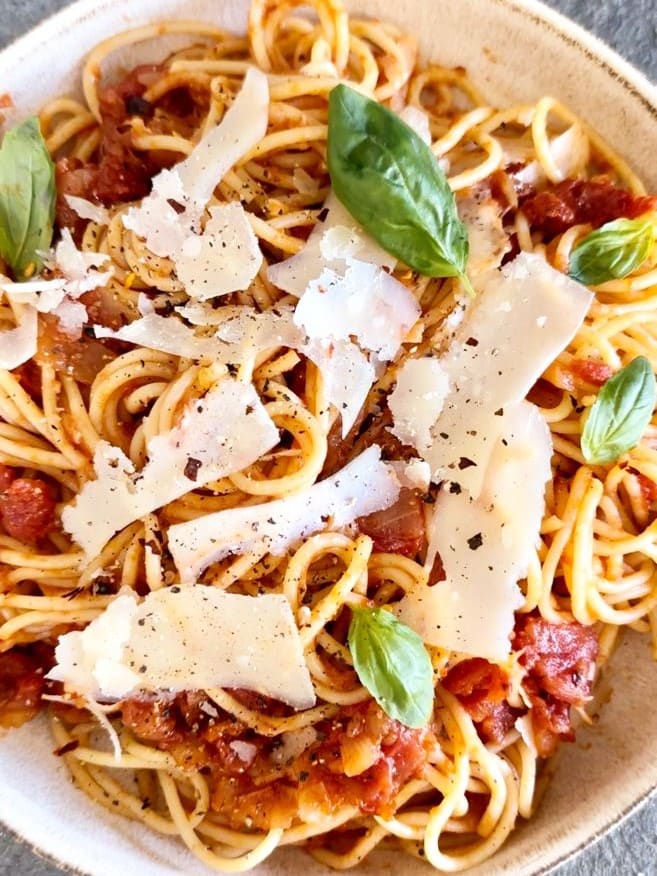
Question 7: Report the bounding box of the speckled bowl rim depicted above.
[0,0,656,874]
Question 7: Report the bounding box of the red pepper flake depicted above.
[184,457,203,481]
[467,533,483,550]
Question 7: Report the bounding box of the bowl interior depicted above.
[0,0,656,874]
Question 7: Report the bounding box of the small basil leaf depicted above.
[348,605,434,729]
[581,356,656,465]
[327,84,472,292]
[568,218,655,286]
[0,117,56,280]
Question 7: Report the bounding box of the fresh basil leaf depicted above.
[581,356,656,465]
[0,117,56,280]
[327,84,472,293]
[348,605,434,729]
[568,218,655,286]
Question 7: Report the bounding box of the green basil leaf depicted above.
[568,218,655,286]
[581,356,656,464]
[0,117,56,280]
[327,84,472,293]
[348,605,434,728]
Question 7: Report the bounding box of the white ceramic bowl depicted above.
[1,1,656,874]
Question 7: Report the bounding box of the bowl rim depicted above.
[0,0,656,874]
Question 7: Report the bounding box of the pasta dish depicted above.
[0,0,656,870]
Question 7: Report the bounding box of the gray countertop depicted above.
[0,0,656,873]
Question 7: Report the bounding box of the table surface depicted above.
[0,0,656,874]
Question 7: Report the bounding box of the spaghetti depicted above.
[1,0,657,871]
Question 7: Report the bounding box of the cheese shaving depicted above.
[457,193,510,277]
[174,202,262,300]
[169,445,400,583]
[388,357,450,453]
[396,400,552,662]
[303,338,375,437]
[267,192,395,297]
[168,303,373,437]
[95,306,303,365]
[513,124,590,188]
[124,67,268,253]
[62,378,278,556]
[94,312,225,361]
[398,105,432,144]
[48,587,316,710]
[121,68,268,297]
[65,195,111,226]
[0,229,111,333]
[424,252,592,496]
[0,303,38,370]
[293,257,420,362]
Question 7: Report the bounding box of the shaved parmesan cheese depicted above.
[94,313,223,361]
[122,69,267,297]
[1,230,110,312]
[294,258,420,361]
[62,378,278,556]
[124,68,268,255]
[389,357,450,453]
[267,192,395,297]
[230,740,257,764]
[48,587,315,710]
[304,338,375,437]
[169,445,400,584]
[292,166,320,196]
[65,195,111,226]
[0,278,66,312]
[396,401,552,662]
[403,459,432,491]
[125,196,262,299]
[480,402,552,533]
[52,299,87,335]
[0,304,37,370]
[213,305,303,349]
[176,67,269,211]
[96,304,374,436]
[168,303,372,436]
[1,230,112,340]
[122,168,190,256]
[513,124,590,188]
[388,459,432,491]
[174,203,262,300]
[46,229,112,295]
[398,105,432,145]
[174,301,232,326]
[458,194,510,277]
[96,306,303,365]
[424,252,592,495]
[515,714,538,755]
[191,305,373,436]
